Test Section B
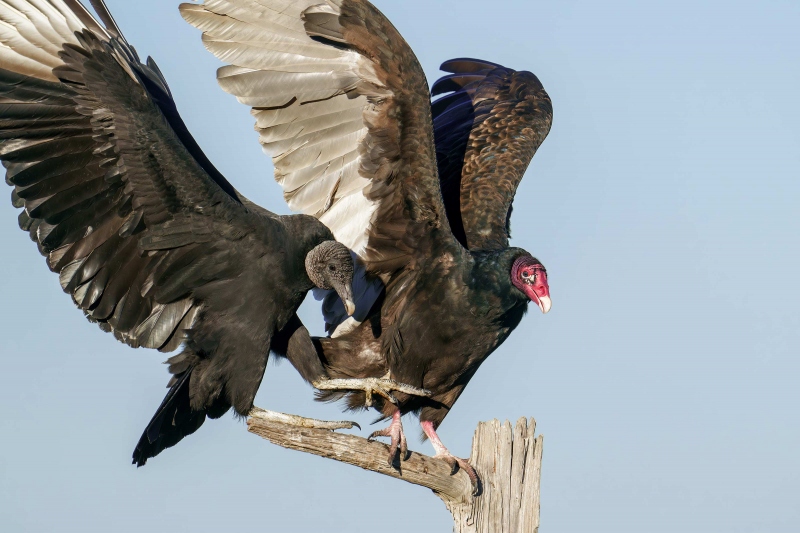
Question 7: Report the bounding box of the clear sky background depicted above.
[1,1,798,531]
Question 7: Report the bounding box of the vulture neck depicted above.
[468,248,530,320]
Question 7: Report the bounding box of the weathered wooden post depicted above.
[247,411,543,532]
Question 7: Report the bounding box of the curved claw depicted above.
[420,419,481,495]
[367,429,385,441]
[367,427,399,466]
[366,411,408,466]
[313,377,431,408]
[440,454,459,476]
[399,431,409,461]
[437,454,480,496]
[366,387,398,407]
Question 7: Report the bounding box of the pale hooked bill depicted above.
[538,296,552,314]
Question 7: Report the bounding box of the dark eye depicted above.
[521,270,531,279]
[328,265,336,272]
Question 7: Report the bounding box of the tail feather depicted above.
[132,366,205,467]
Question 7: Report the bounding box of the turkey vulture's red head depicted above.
[511,256,551,314]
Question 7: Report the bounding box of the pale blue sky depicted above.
[1,1,798,531]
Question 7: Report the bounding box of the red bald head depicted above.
[511,256,551,314]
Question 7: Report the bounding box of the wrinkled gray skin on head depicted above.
[305,241,356,315]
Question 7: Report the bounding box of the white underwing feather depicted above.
[275,149,359,190]
[275,128,365,173]
[202,0,308,35]
[4,2,63,51]
[0,0,113,82]
[182,0,392,256]
[0,40,56,79]
[202,39,355,72]
[217,68,359,108]
[0,20,62,67]
[0,3,62,55]
[257,106,365,144]
[22,0,79,42]
[252,94,366,128]
[263,119,365,159]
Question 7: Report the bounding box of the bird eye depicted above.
[328,265,336,272]
[521,270,531,279]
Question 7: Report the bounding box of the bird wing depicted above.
[181,0,456,274]
[431,58,553,251]
[2,0,277,352]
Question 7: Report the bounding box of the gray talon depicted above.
[442,455,458,475]
[313,377,430,408]
[249,407,359,431]
[437,455,479,495]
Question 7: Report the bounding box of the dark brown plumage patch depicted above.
[322,0,461,274]
[432,59,553,251]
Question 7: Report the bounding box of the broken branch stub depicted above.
[246,411,542,532]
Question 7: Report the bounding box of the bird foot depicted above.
[367,411,409,465]
[433,452,479,495]
[248,407,360,431]
[313,377,431,407]
[421,420,480,496]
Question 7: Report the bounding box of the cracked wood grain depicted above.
[247,412,542,532]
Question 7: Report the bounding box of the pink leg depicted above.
[367,410,409,465]
[421,420,479,495]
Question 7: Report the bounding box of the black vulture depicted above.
[183,0,553,489]
[0,0,428,467]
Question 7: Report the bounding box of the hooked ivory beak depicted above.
[331,280,356,317]
[522,268,551,314]
[537,295,552,314]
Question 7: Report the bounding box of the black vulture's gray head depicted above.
[305,241,356,315]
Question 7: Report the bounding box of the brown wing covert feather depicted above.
[431,59,553,251]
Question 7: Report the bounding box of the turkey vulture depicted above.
[0,0,430,467]
[182,0,553,487]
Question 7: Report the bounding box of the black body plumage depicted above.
[0,0,354,466]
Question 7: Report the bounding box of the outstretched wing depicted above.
[431,58,553,251]
[181,0,457,274]
[1,0,275,352]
